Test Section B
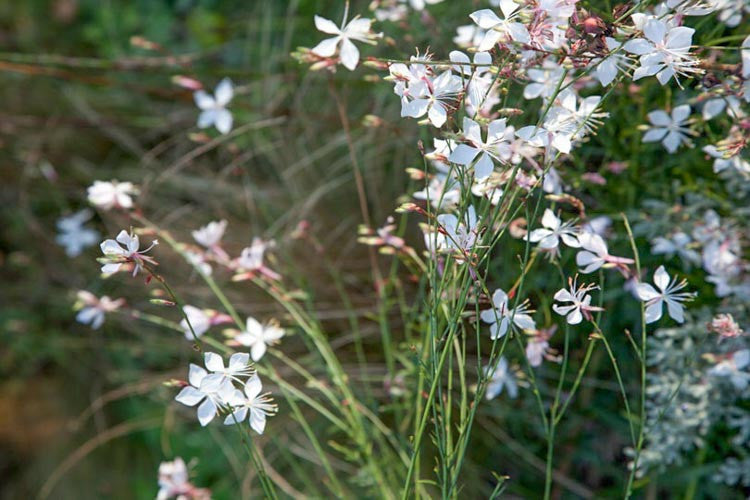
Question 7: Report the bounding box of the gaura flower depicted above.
[480,288,536,339]
[87,180,138,210]
[552,277,603,325]
[223,374,277,435]
[311,14,381,70]
[99,229,158,276]
[636,265,696,323]
[233,317,285,362]
[194,78,234,134]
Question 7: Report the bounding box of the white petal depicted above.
[204,352,224,372]
[197,398,217,426]
[449,144,479,165]
[188,363,207,387]
[223,407,248,425]
[250,410,267,435]
[643,19,667,44]
[644,301,664,324]
[401,98,430,118]
[213,109,233,134]
[314,16,340,35]
[428,104,447,128]
[197,109,217,129]
[567,308,583,325]
[671,104,691,123]
[228,352,250,372]
[244,375,263,399]
[636,283,660,301]
[175,386,204,407]
[339,38,360,70]
[623,39,652,55]
[251,341,267,361]
[214,78,234,107]
[193,90,215,110]
[648,110,671,126]
[666,299,685,323]
[653,265,670,291]
[470,9,503,29]
[474,153,494,179]
[642,128,668,143]
[662,131,682,153]
[311,36,340,57]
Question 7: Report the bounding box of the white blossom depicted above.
[194,78,234,134]
[223,374,277,435]
[623,19,699,85]
[642,105,692,153]
[56,209,99,257]
[449,117,513,179]
[480,288,536,339]
[484,357,518,399]
[99,229,158,276]
[311,14,380,70]
[87,180,138,210]
[636,265,695,323]
[470,2,530,51]
[234,317,285,361]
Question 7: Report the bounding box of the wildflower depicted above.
[708,314,744,341]
[470,3,531,51]
[576,232,634,274]
[480,288,536,339]
[311,14,381,70]
[436,205,481,254]
[708,350,750,390]
[203,352,254,384]
[552,277,603,325]
[449,117,513,179]
[642,105,692,153]
[233,238,281,281]
[623,19,699,85]
[401,70,463,127]
[74,290,125,329]
[636,265,696,323]
[99,229,158,276]
[484,357,518,399]
[233,317,285,362]
[449,51,495,113]
[174,362,236,426]
[224,374,277,435]
[595,37,632,86]
[525,326,558,367]
[703,145,750,175]
[192,220,228,249]
[194,78,233,134]
[56,209,100,257]
[156,457,210,500]
[526,208,580,251]
[87,180,138,210]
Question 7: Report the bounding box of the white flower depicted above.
[174,363,236,426]
[623,19,699,85]
[470,2,530,51]
[449,51,495,113]
[223,374,277,434]
[642,105,692,153]
[156,457,195,500]
[436,205,481,254]
[192,220,228,248]
[235,317,285,361]
[236,238,271,270]
[636,265,696,323]
[87,180,138,210]
[576,232,634,273]
[552,277,602,325]
[527,209,580,251]
[56,209,100,257]
[311,14,380,70]
[703,145,750,175]
[449,117,513,179]
[484,357,518,399]
[401,70,463,127]
[480,288,536,339]
[203,352,254,384]
[180,305,211,340]
[194,78,233,134]
[595,37,632,86]
[708,350,750,390]
[74,290,124,329]
[99,229,158,276]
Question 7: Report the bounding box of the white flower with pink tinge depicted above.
[99,229,158,276]
[576,232,634,274]
[174,361,237,427]
[552,277,603,325]
[636,265,695,324]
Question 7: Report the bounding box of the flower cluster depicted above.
[175,352,276,434]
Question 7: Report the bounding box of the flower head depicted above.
[74,291,124,329]
[223,374,277,435]
[642,105,692,153]
[552,276,603,324]
[56,209,100,257]
[311,14,381,70]
[526,209,580,252]
[194,78,234,134]
[636,265,696,323]
[480,288,536,339]
[484,357,518,399]
[99,229,158,276]
[623,19,700,85]
[233,317,285,361]
[87,180,138,210]
[174,362,237,427]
